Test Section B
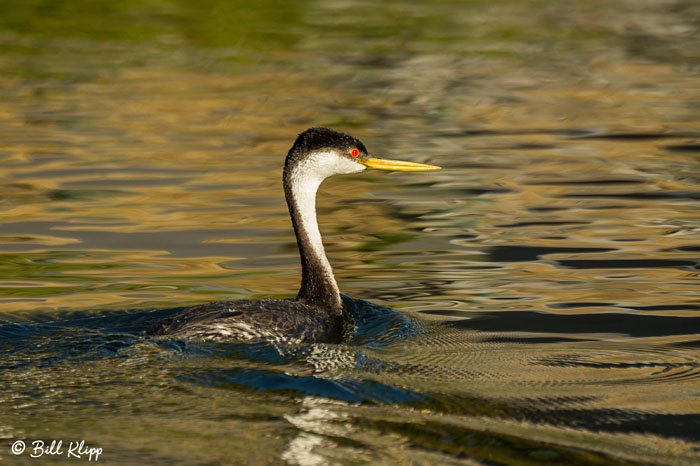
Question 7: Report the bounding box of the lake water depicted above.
[1,0,699,464]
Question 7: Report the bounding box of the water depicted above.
[1,0,699,463]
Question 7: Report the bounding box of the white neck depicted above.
[285,151,365,310]
[290,163,336,289]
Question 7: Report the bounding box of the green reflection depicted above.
[0,0,307,49]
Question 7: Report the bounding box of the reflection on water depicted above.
[1,0,699,464]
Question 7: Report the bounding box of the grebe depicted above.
[147,127,439,343]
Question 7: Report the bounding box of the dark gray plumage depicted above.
[146,299,344,344]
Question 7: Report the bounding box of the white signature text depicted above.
[11,439,102,461]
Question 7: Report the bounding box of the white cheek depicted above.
[334,156,366,176]
[304,150,365,179]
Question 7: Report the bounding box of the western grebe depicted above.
[147,127,439,343]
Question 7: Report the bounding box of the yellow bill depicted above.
[359,157,441,171]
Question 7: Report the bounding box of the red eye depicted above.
[351,148,359,157]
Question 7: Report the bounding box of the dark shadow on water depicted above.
[669,245,700,253]
[480,335,592,344]
[572,132,698,140]
[561,191,700,201]
[549,302,700,312]
[496,221,589,228]
[482,245,615,263]
[548,302,614,309]
[556,259,698,269]
[177,366,425,404]
[438,128,699,141]
[524,179,645,186]
[432,310,700,338]
[665,143,700,153]
[340,295,421,347]
[0,307,187,370]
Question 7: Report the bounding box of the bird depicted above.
[147,127,440,344]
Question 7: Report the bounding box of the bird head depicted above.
[285,127,440,181]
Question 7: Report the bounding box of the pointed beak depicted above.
[359,157,441,171]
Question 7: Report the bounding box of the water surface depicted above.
[1,0,699,464]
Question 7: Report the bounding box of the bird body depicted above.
[147,128,439,343]
[147,299,344,344]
